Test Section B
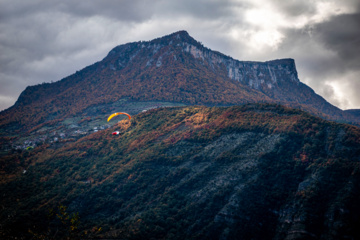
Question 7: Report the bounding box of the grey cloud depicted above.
[271,0,360,19]
[158,0,246,20]
[346,76,360,109]
[315,13,360,69]
[0,0,53,20]
[57,0,158,22]
[0,0,158,23]
[317,72,360,110]
[280,12,360,74]
[272,0,317,17]
[321,83,350,109]
[301,11,360,99]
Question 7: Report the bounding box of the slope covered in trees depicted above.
[1,104,360,239]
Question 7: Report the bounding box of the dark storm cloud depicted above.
[278,27,342,78]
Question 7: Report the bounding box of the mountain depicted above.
[0,31,359,132]
[1,104,360,239]
[1,30,360,239]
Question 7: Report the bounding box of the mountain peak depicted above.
[149,30,200,47]
[171,30,190,37]
[163,30,191,40]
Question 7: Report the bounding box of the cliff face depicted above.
[182,39,299,89]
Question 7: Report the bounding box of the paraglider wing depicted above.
[112,131,120,135]
[107,112,131,122]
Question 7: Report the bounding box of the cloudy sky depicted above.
[1,0,360,111]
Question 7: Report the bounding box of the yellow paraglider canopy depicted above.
[107,112,131,122]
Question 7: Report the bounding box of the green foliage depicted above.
[28,205,101,240]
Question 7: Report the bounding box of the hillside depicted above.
[345,109,360,118]
[1,104,360,239]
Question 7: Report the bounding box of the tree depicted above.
[29,205,101,240]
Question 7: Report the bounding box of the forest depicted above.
[1,104,360,239]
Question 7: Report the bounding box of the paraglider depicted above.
[107,112,131,122]
[108,112,131,136]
